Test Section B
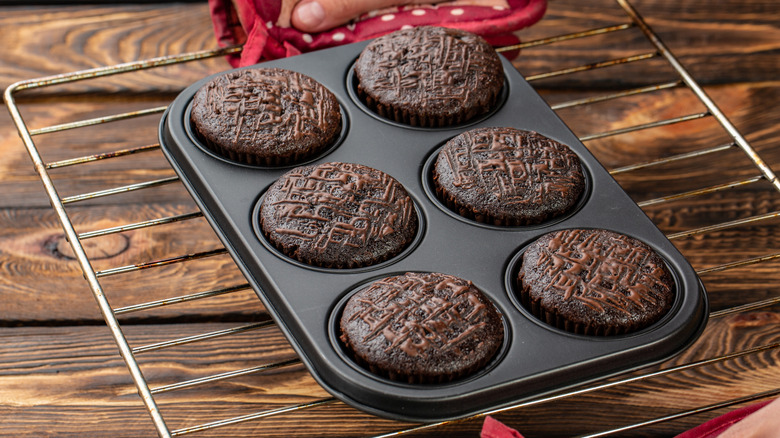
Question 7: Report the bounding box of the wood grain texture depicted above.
[0,203,268,323]
[1,96,184,209]
[0,4,229,96]
[2,81,777,321]
[0,1,776,95]
[1,0,779,437]
[4,83,778,207]
[515,0,780,88]
[2,189,777,321]
[0,310,778,437]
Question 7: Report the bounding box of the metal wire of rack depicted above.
[5,0,780,436]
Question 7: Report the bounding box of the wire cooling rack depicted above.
[6,0,780,436]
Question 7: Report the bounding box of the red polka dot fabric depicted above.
[209,0,547,66]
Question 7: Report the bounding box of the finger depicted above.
[291,0,437,33]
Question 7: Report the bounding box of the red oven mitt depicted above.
[481,416,525,438]
[675,398,775,438]
[480,399,776,438]
[209,0,547,67]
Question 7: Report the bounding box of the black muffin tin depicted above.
[159,40,708,423]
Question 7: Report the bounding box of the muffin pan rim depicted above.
[158,39,708,422]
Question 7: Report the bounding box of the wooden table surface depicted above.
[1,1,779,436]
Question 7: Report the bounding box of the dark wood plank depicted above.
[4,81,778,208]
[514,0,780,88]
[0,1,776,95]
[2,82,778,321]
[1,96,184,209]
[0,4,229,95]
[1,309,778,437]
[2,189,778,322]
[0,203,267,323]
[548,81,780,199]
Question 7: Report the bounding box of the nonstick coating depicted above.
[159,40,708,422]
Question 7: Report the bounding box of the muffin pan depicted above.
[159,39,708,422]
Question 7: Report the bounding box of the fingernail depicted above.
[294,1,326,29]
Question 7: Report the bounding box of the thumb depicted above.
[291,0,431,33]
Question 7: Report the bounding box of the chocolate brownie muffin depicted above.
[433,127,585,226]
[518,229,675,336]
[259,162,418,269]
[354,26,504,127]
[339,272,504,384]
[190,67,341,166]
